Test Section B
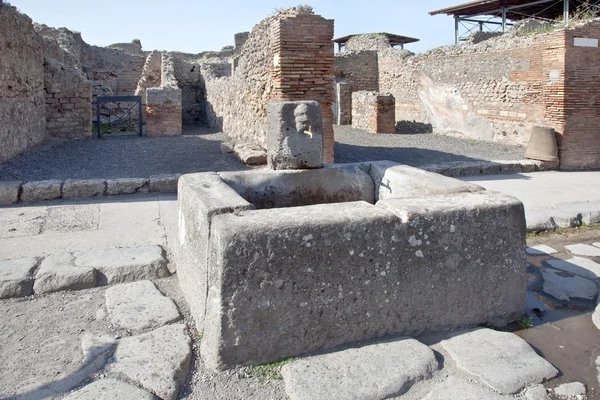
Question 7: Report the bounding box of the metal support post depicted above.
[502,7,507,32]
[455,15,460,44]
[564,0,570,24]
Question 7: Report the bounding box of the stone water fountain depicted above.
[176,101,527,371]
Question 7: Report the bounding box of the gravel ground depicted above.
[0,126,526,181]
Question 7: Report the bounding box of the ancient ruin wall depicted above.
[202,9,335,162]
[0,5,47,162]
[44,59,92,138]
[351,91,395,134]
[145,53,182,136]
[334,50,378,124]
[378,31,565,146]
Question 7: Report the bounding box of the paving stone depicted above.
[553,382,587,398]
[105,280,181,331]
[74,245,169,285]
[0,180,22,205]
[233,143,267,166]
[81,333,117,360]
[421,376,512,400]
[565,244,600,257]
[526,210,557,232]
[108,324,192,400]
[62,179,106,199]
[281,338,439,400]
[34,252,96,294]
[540,269,598,301]
[0,257,38,298]
[21,180,62,202]
[149,174,181,193]
[440,328,558,394]
[592,303,600,330]
[545,257,600,281]
[525,384,550,400]
[63,379,155,400]
[526,245,558,256]
[106,178,149,195]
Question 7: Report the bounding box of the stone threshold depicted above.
[420,159,558,177]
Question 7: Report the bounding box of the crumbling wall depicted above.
[344,33,394,52]
[145,53,182,136]
[172,57,203,126]
[44,58,92,138]
[0,5,47,162]
[202,8,335,162]
[351,91,395,134]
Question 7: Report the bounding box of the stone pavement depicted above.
[462,171,600,231]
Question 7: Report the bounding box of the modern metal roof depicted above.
[430,0,600,20]
[333,33,420,46]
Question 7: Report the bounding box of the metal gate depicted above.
[94,96,144,138]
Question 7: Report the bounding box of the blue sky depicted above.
[10,0,461,54]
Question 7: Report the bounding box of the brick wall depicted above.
[351,91,395,134]
[44,58,92,138]
[335,82,352,124]
[145,53,182,136]
[334,50,378,125]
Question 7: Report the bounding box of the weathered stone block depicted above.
[62,179,106,199]
[0,258,38,299]
[267,100,323,170]
[149,174,181,193]
[0,180,22,205]
[106,178,149,195]
[33,252,96,294]
[21,180,62,202]
[233,143,267,166]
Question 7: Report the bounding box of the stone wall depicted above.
[202,8,335,163]
[145,53,182,136]
[351,91,396,134]
[0,5,47,162]
[44,58,92,138]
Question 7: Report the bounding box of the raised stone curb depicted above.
[108,324,192,400]
[62,179,106,199]
[149,174,181,193]
[233,143,267,166]
[281,338,439,400]
[105,280,181,331]
[33,252,96,294]
[0,180,22,205]
[420,159,557,178]
[21,180,62,202]
[440,328,558,394]
[106,178,149,195]
[63,379,155,400]
[0,257,38,299]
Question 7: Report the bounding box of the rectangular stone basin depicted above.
[176,161,527,370]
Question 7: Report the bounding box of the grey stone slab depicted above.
[21,180,62,202]
[105,280,181,331]
[526,210,558,232]
[233,143,267,166]
[43,204,100,233]
[555,201,600,225]
[0,257,38,298]
[108,324,192,400]
[62,179,106,199]
[526,245,558,256]
[565,244,600,257]
[218,164,375,209]
[544,257,600,281]
[540,268,598,301]
[220,142,234,153]
[74,245,169,285]
[421,376,513,400]
[34,252,96,294]
[595,243,600,249]
[525,384,550,400]
[81,333,117,360]
[106,178,149,195]
[176,173,253,331]
[149,174,181,193]
[440,328,558,394]
[200,190,526,370]
[552,382,587,398]
[267,100,324,170]
[281,338,439,400]
[0,206,46,239]
[63,379,155,400]
[0,180,21,205]
[365,161,483,201]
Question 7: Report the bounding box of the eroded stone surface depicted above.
[281,338,438,400]
[34,252,96,294]
[106,178,149,195]
[81,333,117,360]
[150,174,181,193]
[105,280,181,331]
[525,384,550,400]
[21,180,62,202]
[553,382,587,398]
[108,324,192,400]
[545,257,600,281]
[62,179,106,199]
[565,244,600,257]
[421,376,513,400]
[74,245,169,285]
[540,269,598,301]
[440,328,558,394]
[0,257,38,298]
[526,245,558,256]
[0,181,21,205]
[63,379,155,400]
[233,143,267,166]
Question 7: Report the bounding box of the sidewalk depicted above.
[462,171,600,230]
